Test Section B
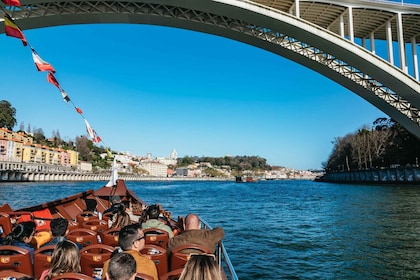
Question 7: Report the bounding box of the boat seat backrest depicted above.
[100,227,120,247]
[82,219,108,234]
[34,245,56,279]
[0,270,32,278]
[67,228,98,247]
[140,245,168,277]
[135,272,154,280]
[143,228,169,249]
[76,211,98,224]
[158,268,184,280]
[0,212,12,238]
[0,245,34,277]
[51,272,93,280]
[80,243,114,277]
[170,244,210,271]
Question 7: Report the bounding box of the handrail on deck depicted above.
[200,218,239,280]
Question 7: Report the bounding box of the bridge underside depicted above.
[1,0,420,137]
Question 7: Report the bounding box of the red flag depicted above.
[31,48,55,73]
[4,15,27,46]
[47,72,60,90]
[76,107,83,114]
[1,0,20,6]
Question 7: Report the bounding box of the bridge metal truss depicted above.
[1,0,420,137]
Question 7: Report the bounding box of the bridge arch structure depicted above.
[2,0,420,137]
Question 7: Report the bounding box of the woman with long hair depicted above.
[39,240,81,280]
[178,253,223,280]
[110,203,131,229]
[2,221,36,263]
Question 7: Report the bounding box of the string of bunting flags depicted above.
[1,2,112,157]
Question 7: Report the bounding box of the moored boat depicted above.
[0,179,238,279]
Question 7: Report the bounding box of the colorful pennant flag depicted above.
[31,48,55,73]
[84,119,101,143]
[60,90,70,103]
[47,72,61,90]
[4,14,27,46]
[1,0,21,6]
[106,147,112,158]
[76,107,83,114]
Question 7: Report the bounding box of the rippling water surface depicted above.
[1,180,420,279]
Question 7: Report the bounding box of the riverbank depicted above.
[317,167,420,185]
[0,169,231,182]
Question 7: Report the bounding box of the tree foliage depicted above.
[324,118,420,172]
[177,155,271,171]
[0,100,17,130]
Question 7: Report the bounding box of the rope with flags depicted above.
[1,3,112,157]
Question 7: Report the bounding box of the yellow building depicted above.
[22,143,37,163]
[1,128,79,167]
[68,150,79,167]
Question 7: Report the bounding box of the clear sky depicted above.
[1,0,419,170]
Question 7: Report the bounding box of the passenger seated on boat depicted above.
[178,253,223,280]
[105,252,136,280]
[1,221,36,263]
[85,199,102,220]
[41,218,82,250]
[109,203,131,229]
[121,201,140,224]
[141,205,173,238]
[39,240,81,280]
[104,196,122,215]
[167,214,224,256]
[101,224,158,280]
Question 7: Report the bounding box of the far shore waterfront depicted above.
[0,168,317,183]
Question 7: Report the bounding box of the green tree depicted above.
[0,100,17,130]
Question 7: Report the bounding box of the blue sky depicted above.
[2,1,418,170]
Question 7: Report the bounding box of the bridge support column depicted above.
[295,0,300,18]
[387,20,394,64]
[396,12,407,73]
[348,7,354,42]
[370,32,375,54]
[411,37,419,80]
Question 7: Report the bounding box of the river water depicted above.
[1,180,420,279]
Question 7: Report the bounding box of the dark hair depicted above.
[107,253,136,280]
[146,205,160,220]
[50,218,68,237]
[85,199,98,212]
[111,203,131,229]
[3,221,36,245]
[118,224,142,250]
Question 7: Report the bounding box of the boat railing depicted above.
[200,218,239,280]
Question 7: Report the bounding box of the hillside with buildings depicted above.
[0,127,317,180]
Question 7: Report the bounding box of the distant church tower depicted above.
[170,149,177,160]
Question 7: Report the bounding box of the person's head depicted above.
[146,205,160,220]
[3,221,36,245]
[85,199,98,212]
[178,253,223,280]
[50,218,69,237]
[111,196,122,204]
[46,240,80,280]
[118,224,145,251]
[121,200,132,212]
[184,214,201,230]
[111,204,131,229]
[106,253,136,280]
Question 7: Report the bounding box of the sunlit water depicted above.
[1,180,420,279]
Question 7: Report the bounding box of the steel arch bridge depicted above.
[2,0,420,137]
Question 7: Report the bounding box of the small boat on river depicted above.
[0,179,238,280]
